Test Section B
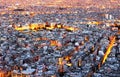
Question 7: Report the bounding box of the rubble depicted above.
[0,11,120,77]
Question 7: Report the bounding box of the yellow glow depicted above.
[14,23,79,32]
[66,63,72,66]
[15,23,40,31]
[88,21,100,25]
[29,23,39,30]
[63,26,79,31]
[15,25,29,31]
[64,56,71,61]
[102,36,116,64]
[50,40,58,46]
[57,24,62,28]
[58,57,63,65]
[46,25,55,30]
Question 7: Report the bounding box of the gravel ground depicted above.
[0,10,120,77]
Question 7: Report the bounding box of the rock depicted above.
[22,67,35,74]
[109,64,119,71]
[75,42,79,46]
[98,50,104,56]
[93,73,102,77]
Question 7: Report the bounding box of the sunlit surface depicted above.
[102,36,116,64]
[14,23,79,32]
[0,0,120,77]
